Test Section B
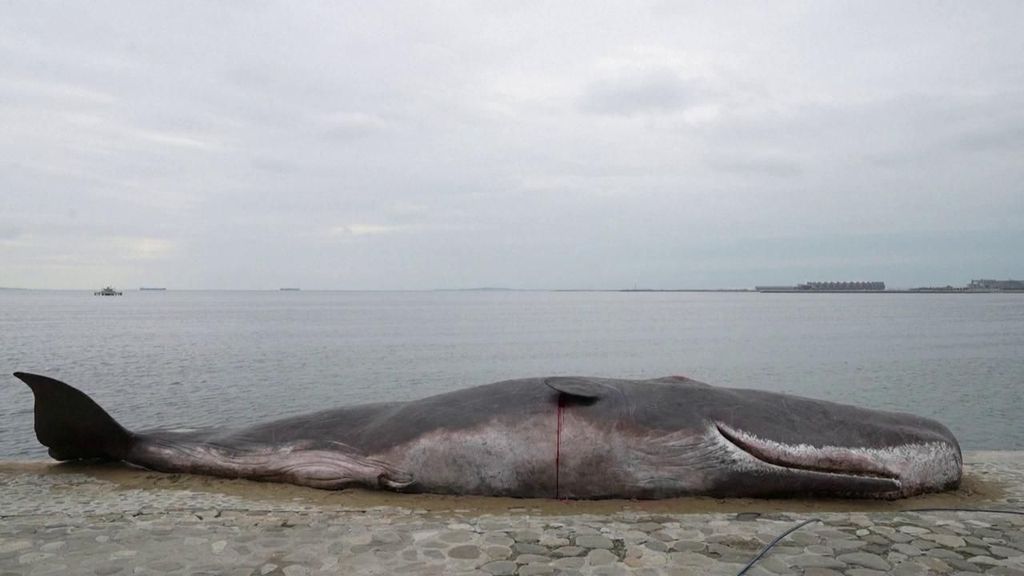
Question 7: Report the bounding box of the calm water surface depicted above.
[1,289,1022,458]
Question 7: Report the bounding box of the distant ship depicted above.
[139,287,166,291]
[279,288,301,291]
[94,287,122,296]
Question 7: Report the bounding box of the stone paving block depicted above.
[575,534,614,549]
[838,551,892,571]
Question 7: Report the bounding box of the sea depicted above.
[1,289,1022,458]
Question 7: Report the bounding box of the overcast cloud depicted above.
[1,1,1021,289]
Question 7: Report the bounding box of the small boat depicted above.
[94,287,122,296]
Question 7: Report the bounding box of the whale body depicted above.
[13,372,962,499]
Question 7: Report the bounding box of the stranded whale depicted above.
[13,372,961,499]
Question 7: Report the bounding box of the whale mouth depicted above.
[715,423,902,490]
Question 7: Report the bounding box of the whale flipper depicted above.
[13,372,134,461]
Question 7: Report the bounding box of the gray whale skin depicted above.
[13,372,962,499]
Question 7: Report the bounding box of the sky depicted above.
[1,1,1022,290]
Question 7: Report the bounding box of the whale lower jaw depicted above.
[714,423,962,498]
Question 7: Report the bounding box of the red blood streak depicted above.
[555,393,565,499]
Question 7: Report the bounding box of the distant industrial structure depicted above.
[799,281,885,291]
[756,279,1023,293]
[910,279,1024,292]
[756,281,885,293]
[968,279,1024,291]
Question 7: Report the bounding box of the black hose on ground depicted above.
[734,518,820,576]
[735,507,1024,576]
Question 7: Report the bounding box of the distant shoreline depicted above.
[623,289,1024,294]
[3,287,1023,294]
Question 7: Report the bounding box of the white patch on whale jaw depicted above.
[713,422,963,498]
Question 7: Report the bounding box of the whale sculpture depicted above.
[13,372,961,499]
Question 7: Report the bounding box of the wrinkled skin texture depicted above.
[16,373,962,499]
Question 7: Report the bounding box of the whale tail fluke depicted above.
[13,372,134,462]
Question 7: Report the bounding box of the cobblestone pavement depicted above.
[1,452,1022,576]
